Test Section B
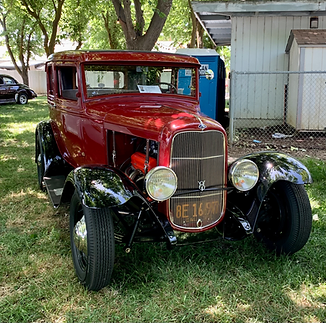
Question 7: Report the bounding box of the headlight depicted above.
[229,159,259,191]
[145,166,177,201]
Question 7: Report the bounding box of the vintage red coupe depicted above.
[35,50,312,291]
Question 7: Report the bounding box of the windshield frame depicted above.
[81,62,199,100]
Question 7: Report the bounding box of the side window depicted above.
[57,66,78,101]
[3,76,16,85]
[47,65,54,95]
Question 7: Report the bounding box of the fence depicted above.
[228,71,326,158]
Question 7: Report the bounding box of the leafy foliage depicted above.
[82,0,125,49]
[0,0,43,84]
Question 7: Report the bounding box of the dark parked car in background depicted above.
[0,74,37,105]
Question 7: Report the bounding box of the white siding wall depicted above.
[230,15,326,126]
[287,39,300,128]
[301,47,326,129]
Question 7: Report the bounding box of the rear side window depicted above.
[47,65,54,95]
[57,66,78,101]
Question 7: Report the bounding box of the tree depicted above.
[82,0,125,50]
[20,0,65,56]
[111,0,173,50]
[60,0,98,50]
[0,0,42,85]
[159,0,214,50]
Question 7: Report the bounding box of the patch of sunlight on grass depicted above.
[16,141,31,148]
[6,214,27,229]
[1,138,19,147]
[205,298,226,316]
[0,154,17,161]
[0,284,14,302]
[286,283,326,313]
[17,165,25,172]
[5,122,36,135]
[23,254,67,277]
[310,198,320,209]
[4,188,48,203]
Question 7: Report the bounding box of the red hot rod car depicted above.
[35,50,312,291]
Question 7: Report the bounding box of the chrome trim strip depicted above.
[172,155,224,160]
[171,191,223,199]
[171,219,222,231]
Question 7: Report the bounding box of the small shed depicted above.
[286,29,326,130]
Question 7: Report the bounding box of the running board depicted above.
[44,175,65,207]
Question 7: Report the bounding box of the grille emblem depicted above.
[198,180,206,191]
[198,123,207,130]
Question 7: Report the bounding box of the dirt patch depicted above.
[228,127,326,160]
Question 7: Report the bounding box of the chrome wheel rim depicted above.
[73,208,88,271]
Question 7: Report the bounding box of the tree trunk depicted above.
[188,0,196,48]
[0,14,30,85]
[196,22,204,48]
[102,11,119,49]
[112,0,172,51]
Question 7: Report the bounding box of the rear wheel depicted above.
[70,191,115,291]
[17,93,28,104]
[254,181,312,255]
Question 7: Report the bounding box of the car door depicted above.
[0,76,9,100]
[3,76,19,100]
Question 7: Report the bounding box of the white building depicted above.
[192,1,326,138]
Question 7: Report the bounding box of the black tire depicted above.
[70,191,115,291]
[36,136,45,191]
[254,181,312,255]
[17,93,28,104]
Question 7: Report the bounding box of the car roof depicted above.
[47,50,200,66]
[0,74,15,78]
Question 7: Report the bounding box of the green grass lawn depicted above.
[1,97,326,322]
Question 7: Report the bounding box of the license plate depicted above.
[174,201,220,220]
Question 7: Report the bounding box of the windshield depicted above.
[83,64,197,98]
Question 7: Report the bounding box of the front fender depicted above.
[64,166,136,208]
[232,151,312,201]
[35,120,67,177]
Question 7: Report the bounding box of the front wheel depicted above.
[17,93,28,104]
[70,191,115,291]
[254,181,312,255]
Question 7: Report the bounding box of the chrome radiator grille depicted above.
[169,131,226,230]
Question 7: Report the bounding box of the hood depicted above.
[86,96,224,141]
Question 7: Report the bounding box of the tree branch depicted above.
[20,0,50,55]
[139,0,172,50]
[112,0,134,46]
[122,0,136,39]
[134,0,144,36]
[0,14,22,76]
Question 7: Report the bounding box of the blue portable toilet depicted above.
[177,49,226,126]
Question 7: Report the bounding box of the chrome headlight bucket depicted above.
[145,166,177,201]
[229,159,259,191]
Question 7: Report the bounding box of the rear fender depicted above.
[236,151,312,202]
[62,166,136,208]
